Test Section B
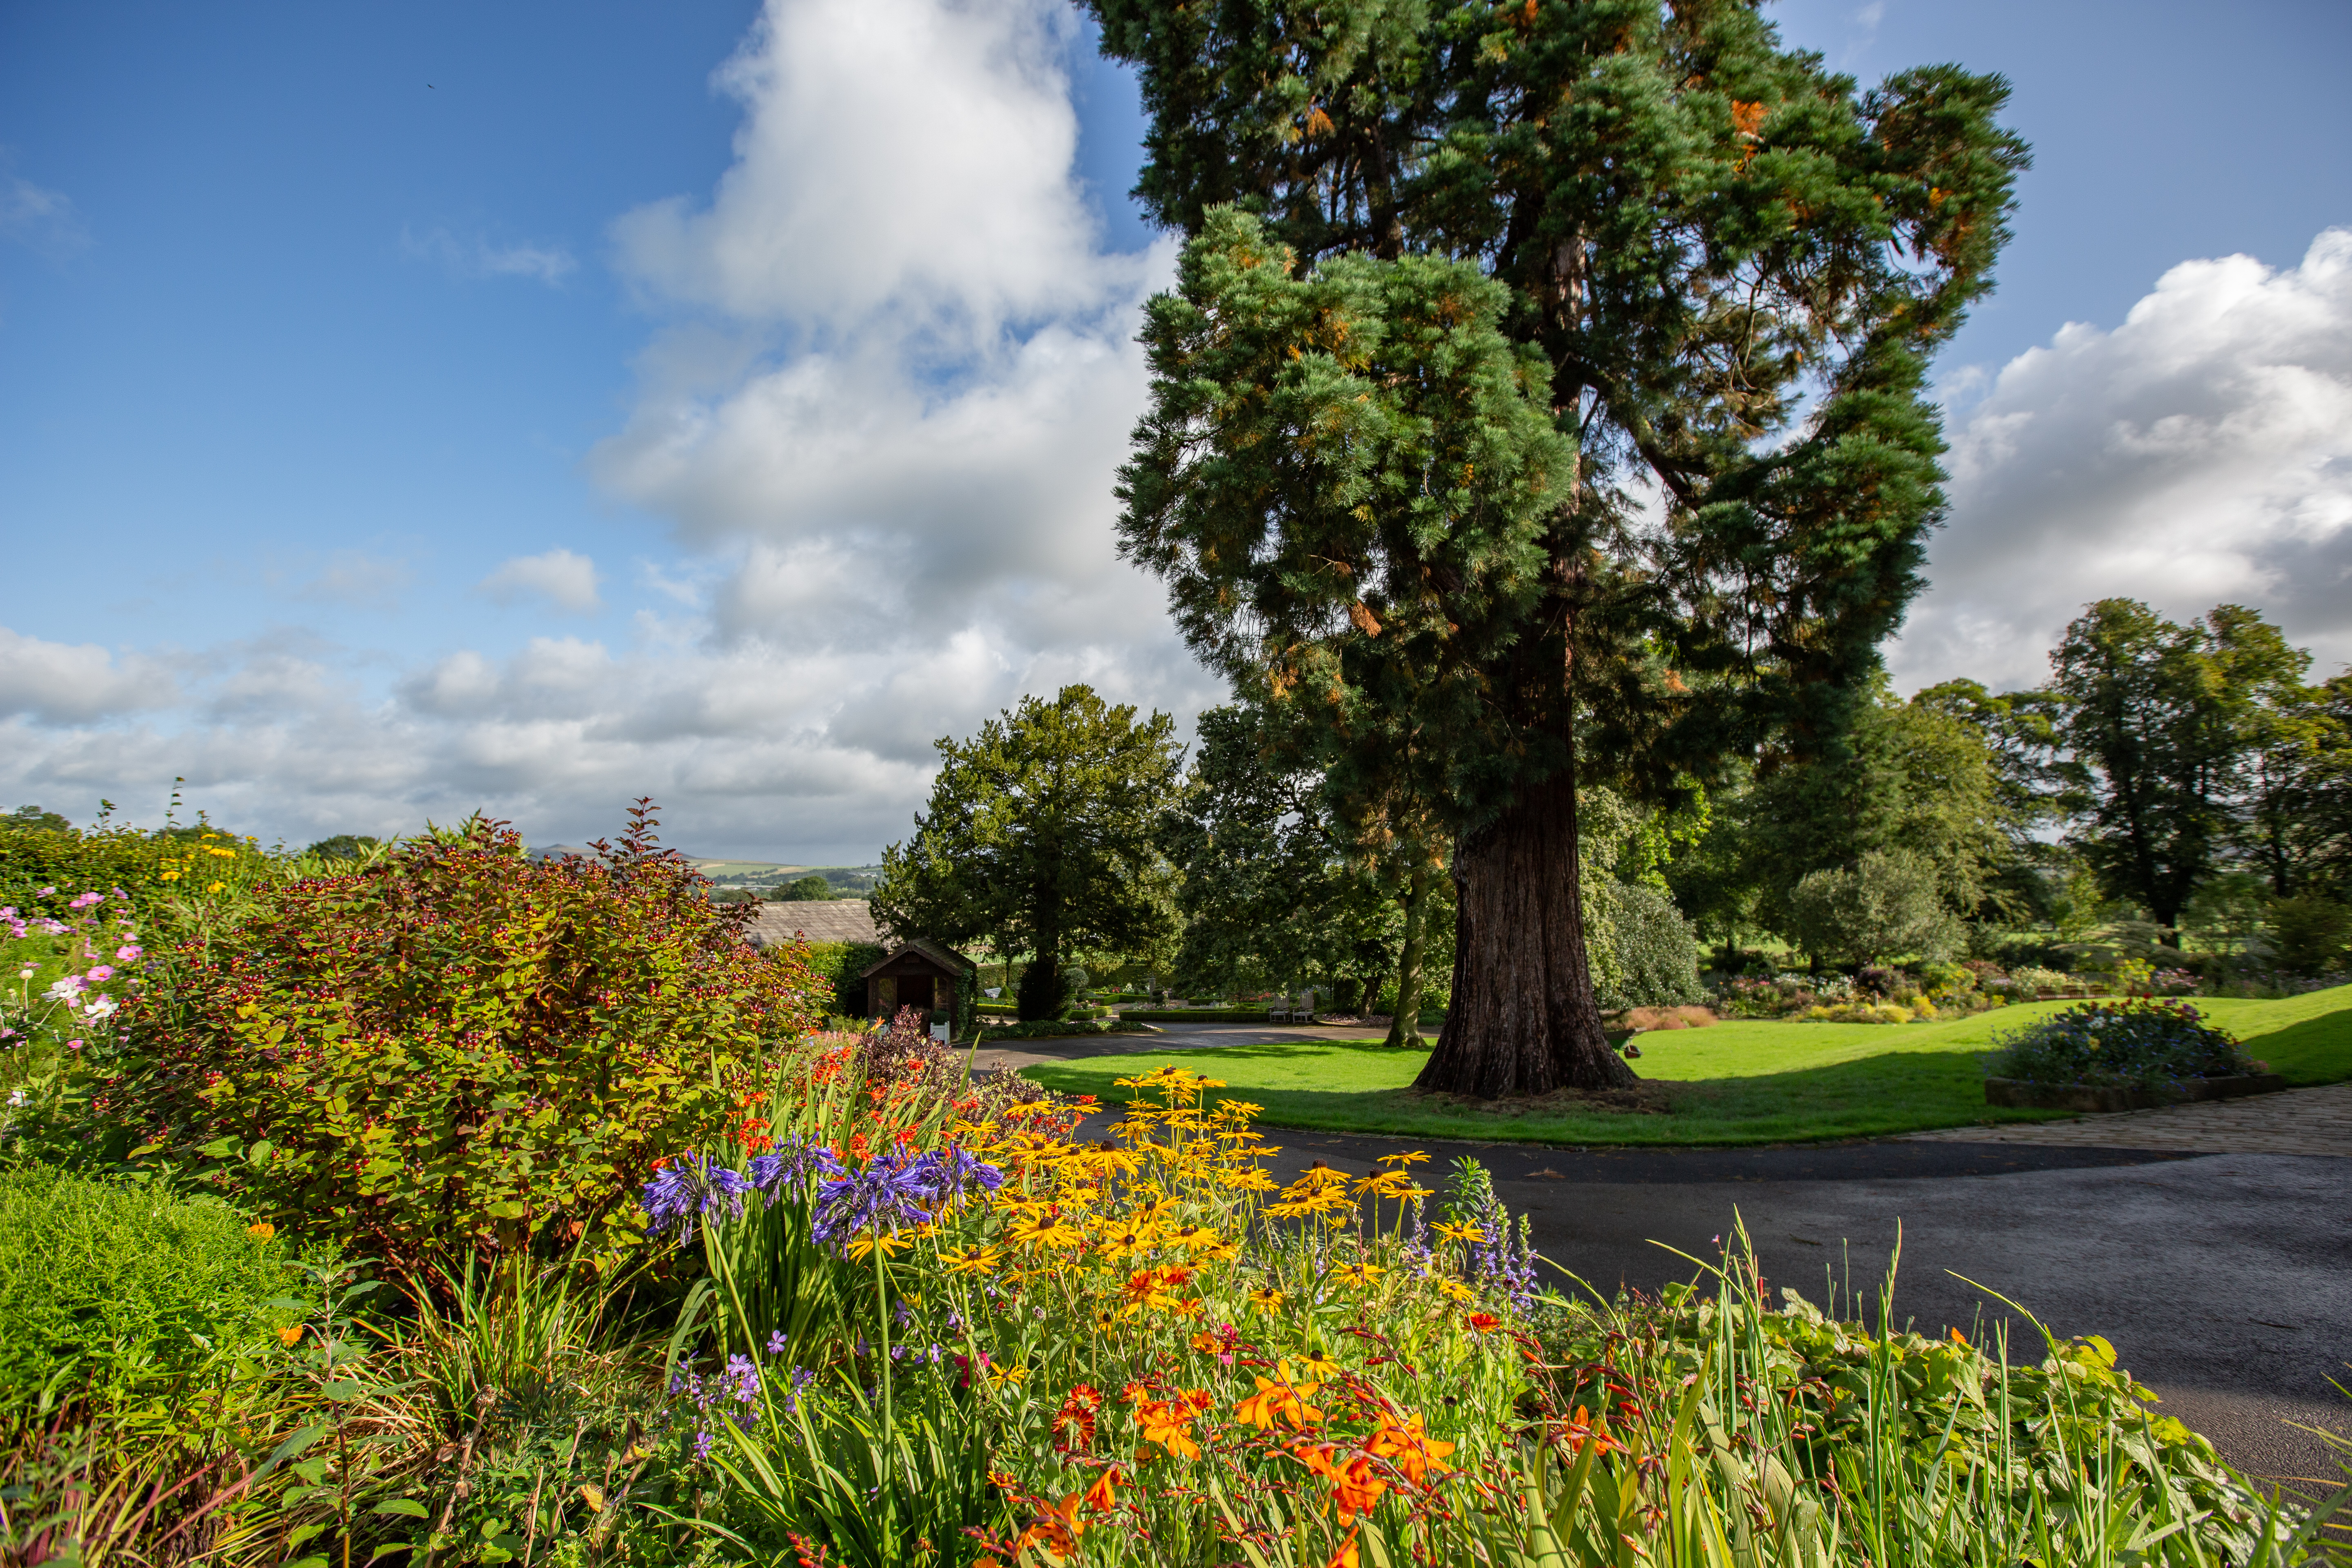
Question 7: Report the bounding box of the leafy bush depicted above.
[1987,998,2255,1089]
[1594,881,1704,1009]
[1784,851,1959,966]
[98,806,827,1271]
[2268,894,2352,975]
[2008,964,2078,994]
[0,1164,296,1413]
[803,940,888,1016]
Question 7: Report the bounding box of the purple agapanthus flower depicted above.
[807,1144,1003,1252]
[640,1153,755,1240]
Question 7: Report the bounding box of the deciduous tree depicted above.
[872,686,1183,1021]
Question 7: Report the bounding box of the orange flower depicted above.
[1465,1312,1502,1334]
[1082,1468,1120,1512]
[1323,1531,1361,1568]
[1294,1445,1388,1522]
[1234,1365,1324,1432]
[276,1324,304,1346]
[1368,1413,1456,1484]
[1136,1396,1209,1461]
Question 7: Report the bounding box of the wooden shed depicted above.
[861,938,975,1025]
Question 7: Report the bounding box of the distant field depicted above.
[1022,985,2352,1146]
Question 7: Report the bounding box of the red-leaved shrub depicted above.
[100,804,824,1270]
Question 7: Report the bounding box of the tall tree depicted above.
[2235,670,2351,899]
[872,686,1184,1020]
[1163,703,1405,1008]
[1096,0,2025,1094]
[2046,601,2305,938]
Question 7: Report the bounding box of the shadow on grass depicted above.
[1029,1044,2072,1147]
[2234,1003,2352,1085]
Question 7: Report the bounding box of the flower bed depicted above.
[1984,997,2258,1094]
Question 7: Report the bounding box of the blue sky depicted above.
[3,0,2349,859]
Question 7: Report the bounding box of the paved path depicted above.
[973,1027,2352,1484]
[1905,1081,2352,1157]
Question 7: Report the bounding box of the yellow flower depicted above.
[987,1363,1028,1388]
[1297,1350,1342,1381]
[206,882,226,893]
[845,1231,914,1261]
[1376,1151,1431,1167]
[1431,1221,1486,1244]
[1009,1216,1086,1252]
[940,1246,1000,1276]
[1438,1279,1474,1303]
[277,1325,304,1346]
[1169,1225,1221,1252]
[1248,1285,1285,1315]
[1332,1261,1385,1286]
[246,1222,276,1242]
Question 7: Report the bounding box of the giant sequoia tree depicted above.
[1096,0,2026,1094]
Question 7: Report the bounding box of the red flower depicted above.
[1465,1312,1503,1334]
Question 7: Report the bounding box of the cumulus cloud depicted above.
[477,549,603,612]
[0,0,1221,856]
[1893,227,2352,692]
[0,628,177,724]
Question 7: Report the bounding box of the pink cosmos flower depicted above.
[87,966,114,982]
[116,945,143,961]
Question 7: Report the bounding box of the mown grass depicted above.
[1020,984,2352,1146]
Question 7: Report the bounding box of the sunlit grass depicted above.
[1020,986,2352,1145]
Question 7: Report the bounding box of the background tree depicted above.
[871,686,1183,1021]
[771,874,835,902]
[1162,703,1408,1019]
[5,806,71,833]
[1096,0,2025,1094]
[2045,601,2305,939]
[2234,670,2352,899]
[304,834,382,862]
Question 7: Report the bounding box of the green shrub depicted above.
[1595,881,1704,1009]
[0,1164,297,1413]
[803,940,887,1016]
[98,807,828,1272]
[1784,851,1959,966]
[2268,894,2352,975]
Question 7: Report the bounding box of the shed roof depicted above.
[858,938,976,979]
[741,900,883,948]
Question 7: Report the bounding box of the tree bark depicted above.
[1413,763,1635,1097]
[1384,860,1430,1048]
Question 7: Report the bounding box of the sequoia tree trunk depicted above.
[1383,859,1430,1048]
[1413,762,1635,1097]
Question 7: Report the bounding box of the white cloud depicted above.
[1892,227,2352,692]
[477,549,603,612]
[0,0,1222,857]
[403,226,576,285]
[0,628,177,724]
[0,161,90,261]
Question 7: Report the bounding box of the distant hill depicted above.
[524,848,882,897]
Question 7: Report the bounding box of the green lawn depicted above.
[1018,984,2352,1146]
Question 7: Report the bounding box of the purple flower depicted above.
[766,1330,788,1356]
[722,1354,761,1405]
[808,1145,1002,1252]
[639,1153,755,1241]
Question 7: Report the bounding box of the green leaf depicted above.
[285,1557,330,1568]
[287,1523,327,1550]
[260,1422,328,1476]
[372,1499,431,1518]
[293,1458,330,1485]
[198,1135,242,1158]
[367,1545,416,1562]
[320,1380,367,1401]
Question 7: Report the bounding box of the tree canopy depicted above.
[871,686,1184,1021]
[1096,0,2027,1092]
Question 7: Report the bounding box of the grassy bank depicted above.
[1018,985,2352,1145]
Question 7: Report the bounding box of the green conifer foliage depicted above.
[1095,0,2027,1093]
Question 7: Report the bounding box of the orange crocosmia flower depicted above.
[1156,1263,1195,1287]
[1190,1332,1224,1354]
[1323,1530,1362,1568]
[1235,1368,1325,1431]
[1017,1492,1086,1557]
[1465,1312,1503,1334]
[1082,1468,1120,1512]
[1368,1414,1456,1484]
[1136,1399,1204,1460]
